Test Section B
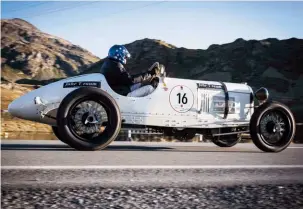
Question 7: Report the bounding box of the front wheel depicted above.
[250,101,296,152]
[52,126,69,144]
[56,87,121,151]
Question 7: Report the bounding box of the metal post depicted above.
[128,129,132,141]
[199,134,203,142]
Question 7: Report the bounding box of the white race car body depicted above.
[8,73,254,129]
[8,64,296,152]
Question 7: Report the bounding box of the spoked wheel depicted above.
[250,101,296,152]
[57,87,121,151]
[68,100,107,139]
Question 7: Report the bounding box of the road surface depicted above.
[1,140,303,208]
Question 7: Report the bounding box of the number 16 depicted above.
[177,93,188,104]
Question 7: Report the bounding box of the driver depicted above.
[100,45,160,97]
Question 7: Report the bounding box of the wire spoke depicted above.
[70,100,107,139]
[260,111,289,145]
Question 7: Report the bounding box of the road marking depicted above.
[288,147,303,149]
[2,165,303,170]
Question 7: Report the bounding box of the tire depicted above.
[212,134,242,147]
[250,101,296,152]
[52,126,69,144]
[56,87,121,151]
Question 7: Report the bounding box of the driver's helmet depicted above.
[108,45,131,65]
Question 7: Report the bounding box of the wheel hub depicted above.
[83,113,99,125]
[70,101,107,135]
[266,121,281,134]
[260,111,286,144]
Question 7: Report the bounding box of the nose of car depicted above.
[8,95,36,120]
[8,98,22,118]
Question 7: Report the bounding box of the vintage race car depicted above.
[8,62,296,152]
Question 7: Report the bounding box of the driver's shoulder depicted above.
[101,58,126,73]
[117,62,127,72]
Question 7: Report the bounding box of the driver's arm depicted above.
[131,71,151,83]
[131,65,160,83]
[115,63,137,86]
[118,66,151,85]
[119,71,136,86]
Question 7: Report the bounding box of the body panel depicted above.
[8,73,254,128]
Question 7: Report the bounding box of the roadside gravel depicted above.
[2,184,303,209]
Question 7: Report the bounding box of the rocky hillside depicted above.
[1,18,100,83]
[88,38,303,94]
[86,37,303,121]
[2,19,303,121]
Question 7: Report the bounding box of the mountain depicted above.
[2,19,303,122]
[1,18,100,83]
[87,37,303,94]
[86,37,303,121]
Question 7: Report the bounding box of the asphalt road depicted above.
[2,140,303,167]
[2,140,303,208]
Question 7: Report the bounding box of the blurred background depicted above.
[1,1,302,142]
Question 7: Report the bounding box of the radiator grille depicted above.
[200,92,210,113]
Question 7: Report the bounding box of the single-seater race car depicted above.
[8,62,296,152]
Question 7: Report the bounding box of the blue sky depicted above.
[1,1,302,58]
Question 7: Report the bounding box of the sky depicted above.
[1,1,303,58]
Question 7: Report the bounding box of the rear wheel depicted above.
[250,101,295,152]
[56,87,121,151]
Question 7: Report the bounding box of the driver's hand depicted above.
[141,75,154,86]
[149,66,161,76]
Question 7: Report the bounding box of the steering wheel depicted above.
[148,62,166,75]
[147,62,160,72]
[148,63,166,89]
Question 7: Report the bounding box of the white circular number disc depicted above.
[169,85,194,113]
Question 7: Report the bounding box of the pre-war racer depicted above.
[8,45,296,152]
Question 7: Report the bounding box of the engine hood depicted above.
[8,73,104,123]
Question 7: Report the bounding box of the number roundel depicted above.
[169,85,194,113]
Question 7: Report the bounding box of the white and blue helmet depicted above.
[108,45,131,65]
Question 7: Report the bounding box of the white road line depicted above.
[288,147,303,149]
[2,165,303,170]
